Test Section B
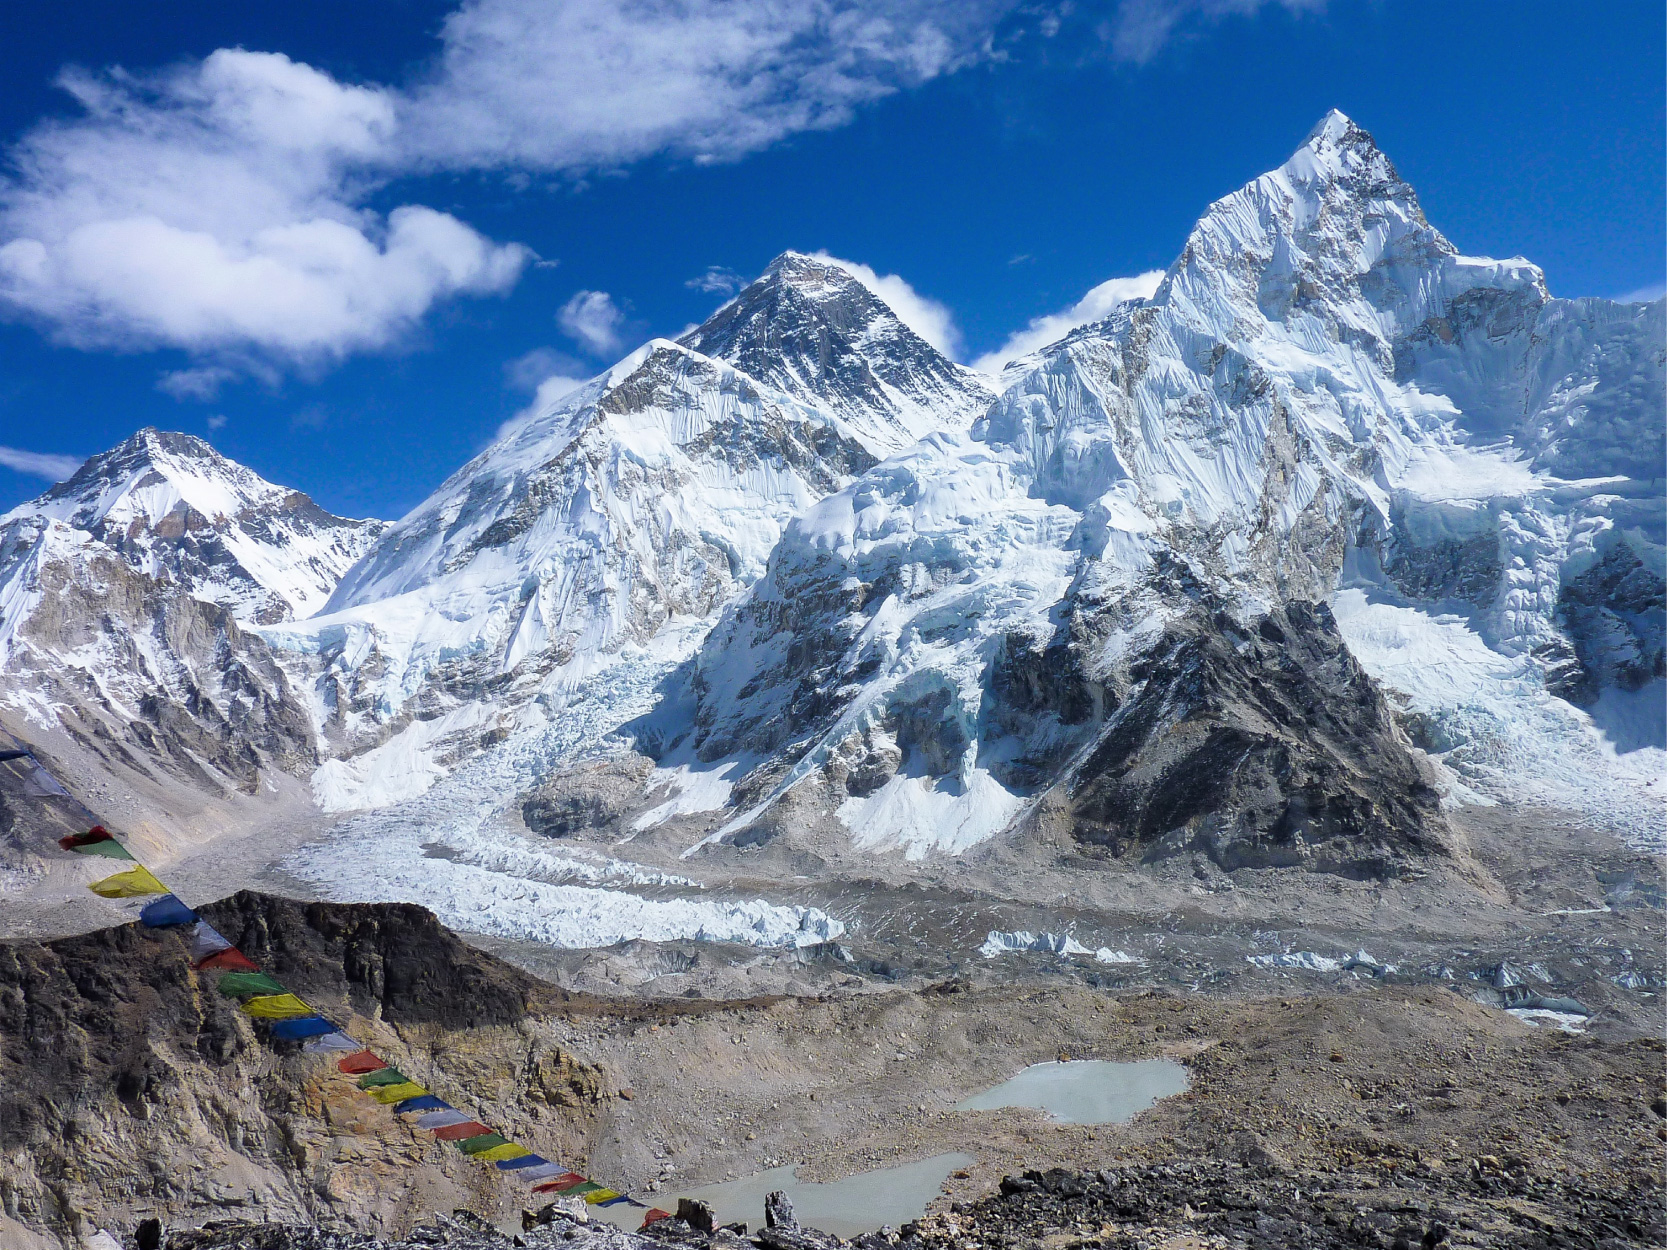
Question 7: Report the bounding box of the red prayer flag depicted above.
[337,1050,387,1075]
[532,1173,590,1194]
[641,1209,673,1229]
[195,948,259,973]
[59,826,116,851]
[429,1121,493,1141]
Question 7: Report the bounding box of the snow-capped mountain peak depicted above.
[679,250,994,452]
[2,428,384,628]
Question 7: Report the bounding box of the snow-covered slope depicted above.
[679,251,995,451]
[673,112,1663,864]
[271,255,994,813]
[0,430,382,795]
[264,342,877,810]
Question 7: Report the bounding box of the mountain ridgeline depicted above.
[0,114,1660,882]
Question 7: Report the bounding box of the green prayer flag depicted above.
[455,1133,511,1155]
[357,1068,412,1089]
[214,971,287,1000]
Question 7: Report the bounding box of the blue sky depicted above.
[1,0,1661,521]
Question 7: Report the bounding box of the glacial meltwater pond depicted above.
[627,1153,977,1238]
[595,1062,1187,1237]
[955,1058,1190,1123]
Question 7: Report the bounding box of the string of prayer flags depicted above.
[470,1143,530,1164]
[532,1174,594,1196]
[496,1155,552,1172]
[88,864,168,898]
[13,727,662,1213]
[455,1133,512,1156]
[59,827,136,860]
[517,1163,570,1183]
[139,894,198,927]
[304,1032,362,1056]
[240,993,316,1019]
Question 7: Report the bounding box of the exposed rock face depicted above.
[0,893,604,1245]
[1552,537,1665,705]
[1062,601,1450,876]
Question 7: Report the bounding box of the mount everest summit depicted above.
[1,115,1661,921]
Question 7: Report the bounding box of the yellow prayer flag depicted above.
[367,1082,429,1104]
[240,993,315,1019]
[88,865,168,898]
[472,1143,531,1163]
[584,1189,622,1205]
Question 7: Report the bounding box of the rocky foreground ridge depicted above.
[99,1149,1667,1250]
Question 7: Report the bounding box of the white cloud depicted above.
[158,364,238,401]
[206,413,228,431]
[497,372,592,441]
[971,269,1166,373]
[0,50,528,367]
[0,445,85,481]
[503,345,589,392]
[1107,0,1327,64]
[811,251,963,358]
[558,289,627,356]
[405,0,1021,171]
[688,265,745,296]
[0,4,1031,375]
[1614,282,1665,304]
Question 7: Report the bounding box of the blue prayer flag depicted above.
[394,1095,448,1113]
[270,1015,336,1040]
[139,894,198,927]
[496,1154,550,1170]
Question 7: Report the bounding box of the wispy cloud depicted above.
[972,269,1166,373]
[558,290,628,357]
[1106,0,1327,64]
[157,365,239,401]
[687,266,746,296]
[0,445,85,481]
[503,345,589,392]
[1614,282,1665,304]
[812,251,963,358]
